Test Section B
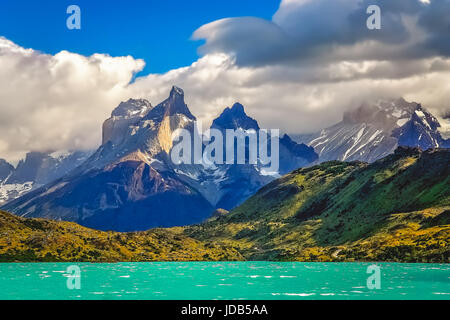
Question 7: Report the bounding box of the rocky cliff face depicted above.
[0,159,13,182]
[102,98,152,146]
[294,98,449,163]
[0,151,91,204]
[211,103,260,131]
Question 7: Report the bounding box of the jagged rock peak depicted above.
[280,134,319,163]
[230,102,245,113]
[0,159,14,181]
[212,102,260,130]
[170,86,184,98]
[158,86,195,120]
[111,98,152,118]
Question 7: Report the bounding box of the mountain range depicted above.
[0,151,91,204]
[2,87,316,231]
[294,98,450,163]
[2,89,449,234]
[1,147,448,262]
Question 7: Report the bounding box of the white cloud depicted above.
[0,37,144,162]
[1,0,449,163]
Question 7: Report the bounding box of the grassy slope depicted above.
[185,148,450,262]
[0,210,242,262]
[1,147,448,263]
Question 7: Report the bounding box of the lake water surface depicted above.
[0,262,448,300]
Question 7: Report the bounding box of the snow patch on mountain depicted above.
[294,98,449,163]
[0,181,34,204]
[0,150,92,204]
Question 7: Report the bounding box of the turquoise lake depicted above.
[0,262,449,300]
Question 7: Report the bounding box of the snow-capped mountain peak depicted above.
[0,150,92,204]
[343,98,418,129]
[295,97,449,163]
[393,104,447,150]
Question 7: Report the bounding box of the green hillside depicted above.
[0,210,242,262]
[0,147,448,263]
[185,147,450,262]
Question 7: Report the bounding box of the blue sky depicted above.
[0,0,279,74]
